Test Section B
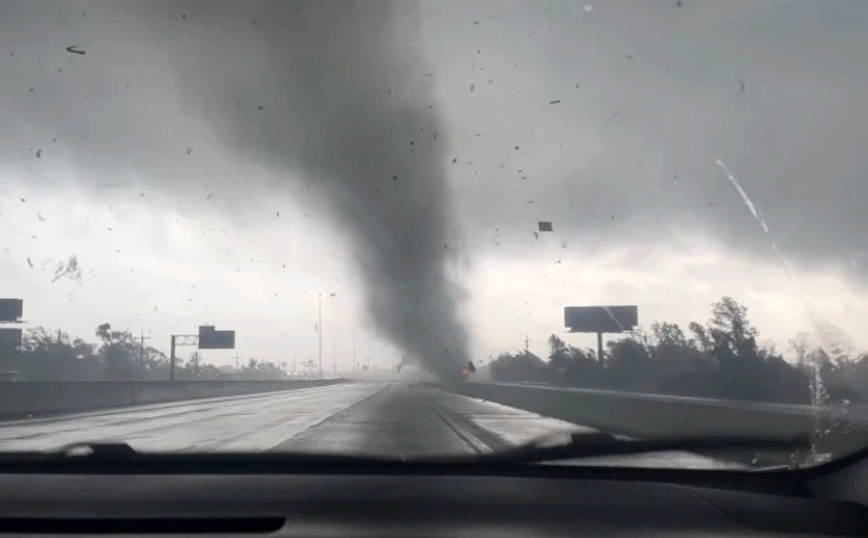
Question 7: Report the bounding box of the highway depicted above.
[0,383,738,469]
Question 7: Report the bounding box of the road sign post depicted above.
[0,299,24,351]
[564,305,638,363]
[167,326,236,381]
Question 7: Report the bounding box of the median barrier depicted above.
[453,382,859,439]
[0,379,346,419]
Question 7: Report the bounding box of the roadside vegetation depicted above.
[0,323,286,381]
[490,297,867,406]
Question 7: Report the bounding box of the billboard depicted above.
[0,328,22,349]
[198,325,236,350]
[564,305,638,333]
[0,299,23,323]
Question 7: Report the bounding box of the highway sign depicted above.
[198,325,236,350]
[0,299,23,323]
[564,305,638,333]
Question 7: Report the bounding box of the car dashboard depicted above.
[0,468,866,537]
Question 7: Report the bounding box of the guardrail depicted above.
[453,382,868,439]
[0,379,347,420]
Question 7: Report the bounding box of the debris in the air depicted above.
[66,45,86,55]
[470,83,475,92]
[549,100,561,105]
[35,149,42,158]
[672,174,678,183]
[538,221,553,232]
[738,78,745,93]
[186,147,193,155]
[26,258,33,268]
[52,254,83,283]
[605,112,619,125]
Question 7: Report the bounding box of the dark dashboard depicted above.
[0,467,866,537]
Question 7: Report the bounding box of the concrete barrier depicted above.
[0,379,346,419]
[453,382,864,439]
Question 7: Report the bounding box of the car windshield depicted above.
[0,0,865,471]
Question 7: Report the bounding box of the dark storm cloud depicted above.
[2,0,868,367]
[0,0,470,378]
[456,0,868,280]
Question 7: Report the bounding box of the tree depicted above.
[490,296,846,405]
[490,351,548,383]
[707,296,758,357]
[95,323,138,380]
[0,324,289,383]
[688,321,713,354]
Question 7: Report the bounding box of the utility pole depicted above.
[292,355,297,378]
[139,330,151,381]
[524,335,530,354]
[318,293,323,379]
[597,332,604,363]
[169,335,177,382]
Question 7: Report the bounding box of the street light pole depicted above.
[139,329,151,381]
[318,293,323,379]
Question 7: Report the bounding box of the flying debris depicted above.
[538,221,553,232]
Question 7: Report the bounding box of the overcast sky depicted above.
[1,0,867,370]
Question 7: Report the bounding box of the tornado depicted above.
[164,1,471,380]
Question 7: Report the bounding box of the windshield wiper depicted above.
[55,442,142,459]
[0,442,144,462]
[479,431,812,465]
[0,435,811,472]
[0,442,409,468]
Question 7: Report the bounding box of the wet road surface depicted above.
[0,382,739,469]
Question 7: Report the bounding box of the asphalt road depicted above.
[0,383,739,469]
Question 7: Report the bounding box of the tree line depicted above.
[0,323,289,382]
[489,297,867,406]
